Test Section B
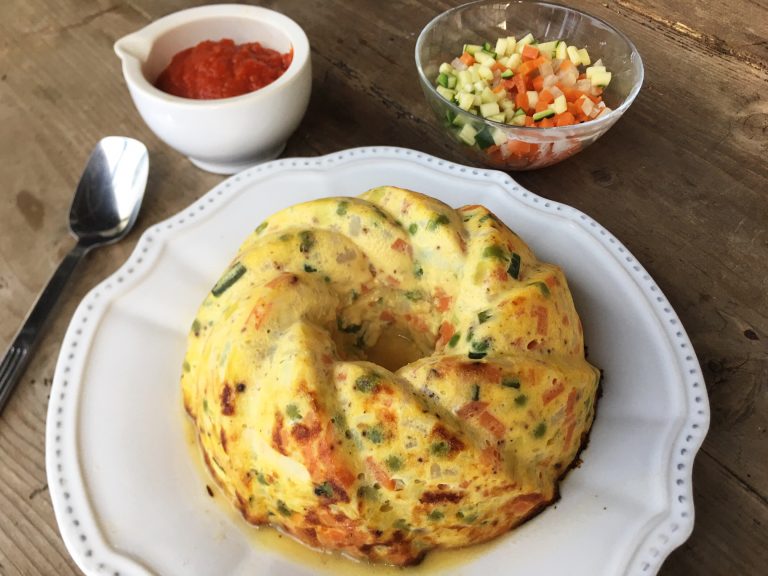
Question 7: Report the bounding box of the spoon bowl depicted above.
[0,137,149,414]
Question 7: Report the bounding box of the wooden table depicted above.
[1,1,765,574]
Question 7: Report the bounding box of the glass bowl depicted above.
[415,0,643,170]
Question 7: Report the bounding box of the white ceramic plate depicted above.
[46,147,709,576]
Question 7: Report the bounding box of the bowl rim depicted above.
[414,0,644,134]
[114,4,310,108]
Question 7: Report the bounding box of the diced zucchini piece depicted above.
[510,114,526,126]
[577,48,591,66]
[452,113,468,127]
[458,70,472,89]
[473,80,485,92]
[526,90,539,108]
[437,73,449,87]
[537,41,558,58]
[478,65,494,81]
[464,44,482,55]
[495,38,508,57]
[501,69,514,79]
[506,53,522,71]
[552,94,567,114]
[555,40,568,60]
[457,92,475,111]
[473,94,482,106]
[474,126,494,148]
[514,107,526,117]
[516,33,535,53]
[505,36,517,55]
[480,87,497,104]
[447,75,457,89]
[491,127,507,145]
[590,70,612,87]
[486,112,506,123]
[483,41,493,52]
[500,99,515,112]
[566,45,581,65]
[475,51,495,66]
[436,86,456,101]
[585,65,606,79]
[438,62,454,75]
[532,109,555,121]
[479,101,500,117]
[458,123,477,145]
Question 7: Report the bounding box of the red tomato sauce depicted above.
[155,39,293,99]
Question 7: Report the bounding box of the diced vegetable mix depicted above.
[433,34,615,167]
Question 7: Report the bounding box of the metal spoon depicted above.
[0,137,149,414]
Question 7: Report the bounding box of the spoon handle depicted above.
[0,242,89,414]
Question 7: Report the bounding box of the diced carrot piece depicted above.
[524,115,535,126]
[486,144,501,154]
[503,79,516,90]
[563,88,584,102]
[578,73,587,80]
[507,139,532,155]
[513,73,527,95]
[492,82,505,93]
[460,52,476,66]
[554,112,576,126]
[538,117,554,128]
[515,91,529,110]
[539,89,555,105]
[491,62,507,73]
[567,102,579,115]
[521,44,540,60]
[535,100,550,112]
[532,75,545,92]
[559,59,576,72]
[517,56,546,76]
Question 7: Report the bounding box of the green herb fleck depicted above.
[314,481,334,498]
[366,425,385,444]
[336,201,349,216]
[257,472,270,485]
[357,485,378,501]
[276,500,293,516]
[529,281,551,297]
[482,245,507,260]
[182,360,190,373]
[286,404,302,421]
[279,233,292,241]
[471,383,480,401]
[350,289,359,301]
[430,441,450,456]
[408,223,418,235]
[428,509,444,521]
[427,214,450,231]
[502,377,521,389]
[448,333,461,348]
[533,422,548,438]
[191,318,201,335]
[469,338,490,359]
[508,252,522,279]
[514,394,528,406]
[255,221,268,234]
[303,263,317,273]
[211,262,246,297]
[414,263,424,278]
[355,373,381,393]
[203,398,209,413]
[298,231,315,253]
[405,290,424,301]
[385,455,403,471]
[394,518,410,530]
[478,309,492,324]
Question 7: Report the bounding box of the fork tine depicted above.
[0,344,29,406]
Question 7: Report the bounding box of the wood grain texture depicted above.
[0,1,765,575]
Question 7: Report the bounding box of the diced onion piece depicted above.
[480,101,500,117]
[491,127,507,145]
[527,90,539,108]
[549,85,564,99]
[538,61,554,77]
[543,74,558,89]
[576,78,592,92]
[579,96,595,117]
[450,58,467,71]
